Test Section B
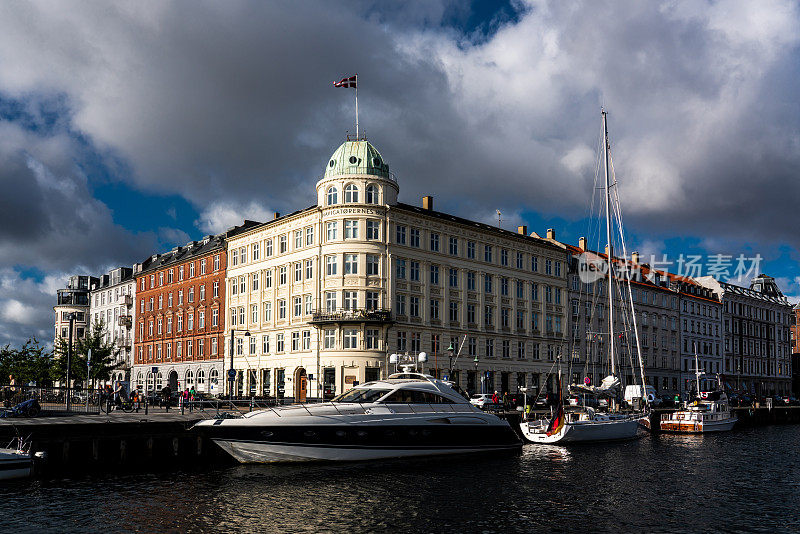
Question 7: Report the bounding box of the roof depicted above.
[138,220,261,275]
[324,140,391,180]
[393,203,565,254]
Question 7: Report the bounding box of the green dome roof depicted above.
[324,140,391,179]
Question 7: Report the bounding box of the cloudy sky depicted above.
[1,0,799,347]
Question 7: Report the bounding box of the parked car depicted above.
[470,394,500,410]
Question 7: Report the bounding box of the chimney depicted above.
[517,225,527,235]
[273,212,280,220]
[632,251,640,264]
[422,195,434,210]
[579,236,587,250]
[546,228,555,239]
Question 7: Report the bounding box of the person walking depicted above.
[162,385,172,412]
[132,389,140,412]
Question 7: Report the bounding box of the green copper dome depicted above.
[324,140,391,179]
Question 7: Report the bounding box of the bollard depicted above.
[249,397,254,412]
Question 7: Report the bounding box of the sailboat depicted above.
[659,344,737,433]
[520,110,649,444]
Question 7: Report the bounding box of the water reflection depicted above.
[3,427,800,532]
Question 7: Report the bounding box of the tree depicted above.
[0,339,54,386]
[53,319,121,387]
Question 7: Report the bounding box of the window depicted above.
[187,314,194,330]
[345,254,358,274]
[396,225,406,244]
[238,307,244,325]
[410,228,420,248]
[344,184,359,203]
[266,239,273,256]
[366,329,379,349]
[467,272,476,291]
[264,270,273,288]
[501,277,509,296]
[531,256,538,272]
[484,245,493,263]
[486,339,494,358]
[263,302,272,321]
[366,254,379,275]
[279,235,287,253]
[396,294,406,315]
[366,220,380,240]
[277,333,284,352]
[302,330,311,350]
[397,331,407,351]
[366,184,378,204]
[305,226,314,246]
[429,264,439,285]
[212,308,218,326]
[555,261,562,277]
[467,304,476,323]
[449,268,458,287]
[343,291,357,310]
[295,262,302,282]
[396,259,406,279]
[366,291,379,310]
[449,237,458,255]
[501,249,508,266]
[177,315,183,331]
[250,304,258,323]
[239,276,245,294]
[449,301,458,322]
[305,259,313,279]
[199,284,206,301]
[327,186,338,205]
[484,305,494,326]
[199,310,206,329]
[410,296,420,317]
[278,299,286,320]
[292,332,300,351]
[294,297,302,317]
[344,220,358,239]
[252,272,259,291]
[252,242,260,261]
[279,266,287,285]
[410,261,420,282]
[516,252,523,269]
[324,330,335,349]
[430,299,440,320]
[326,221,338,241]
[430,232,439,252]
[231,249,238,266]
[516,280,524,299]
[305,294,313,314]
[344,329,358,349]
[325,292,336,312]
[545,259,552,275]
[531,283,539,301]
[294,230,302,249]
[484,274,493,293]
[467,241,475,259]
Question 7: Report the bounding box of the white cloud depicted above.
[195,201,275,235]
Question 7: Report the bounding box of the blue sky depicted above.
[0,0,799,347]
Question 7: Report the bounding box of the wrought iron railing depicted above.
[310,308,392,323]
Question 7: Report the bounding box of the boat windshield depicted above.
[381,389,454,404]
[331,388,391,403]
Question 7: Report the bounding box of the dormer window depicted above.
[327,186,338,205]
[344,184,359,203]
[349,156,358,165]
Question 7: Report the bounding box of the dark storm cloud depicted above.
[0,0,799,342]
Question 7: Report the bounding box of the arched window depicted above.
[136,372,144,392]
[146,372,154,392]
[197,369,205,385]
[344,184,359,203]
[155,372,163,390]
[186,369,195,386]
[365,184,378,204]
[327,186,338,205]
[210,368,219,385]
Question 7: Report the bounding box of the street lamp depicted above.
[446,342,455,381]
[473,354,479,395]
[66,312,76,411]
[228,328,250,405]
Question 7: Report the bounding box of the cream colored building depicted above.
[225,138,568,401]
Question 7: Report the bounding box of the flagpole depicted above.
[355,75,359,139]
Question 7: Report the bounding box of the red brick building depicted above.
[132,222,258,394]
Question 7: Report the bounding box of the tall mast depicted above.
[602,110,616,376]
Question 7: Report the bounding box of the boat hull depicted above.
[201,423,522,463]
[660,416,738,433]
[0,450,32,480]
[520,416,643,444]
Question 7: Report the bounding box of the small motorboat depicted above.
[0,437,35,481]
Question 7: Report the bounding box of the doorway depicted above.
[168,370,178,391]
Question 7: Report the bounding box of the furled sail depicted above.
[569,375,620,397]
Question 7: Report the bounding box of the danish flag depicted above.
[333,74,357,88]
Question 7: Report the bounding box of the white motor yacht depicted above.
[195,372,521,463]
[660,390,737,433]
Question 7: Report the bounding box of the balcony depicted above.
[118,315,132,327]
[309,308,393,325]
[124,295,133,306]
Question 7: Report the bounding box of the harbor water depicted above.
[2,424,799,533]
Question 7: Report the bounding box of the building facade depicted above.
[225,138,569,401]
[54,275,98,346]
[89,267,136,383]
[131,225,256,395]
[697,275,793,396]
